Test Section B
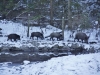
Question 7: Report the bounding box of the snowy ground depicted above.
[0,20,100,49]
[0,20,100,75]
[0,53,100,75]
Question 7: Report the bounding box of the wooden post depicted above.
[27,14,30,37]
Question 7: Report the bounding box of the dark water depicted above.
[0,51,68,63]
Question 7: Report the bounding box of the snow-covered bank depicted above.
[0,20,100,63]
[0,53,100,75]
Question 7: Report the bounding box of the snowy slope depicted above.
[0,21,62,47]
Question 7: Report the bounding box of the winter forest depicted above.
[0,0,100,29]
[0,0,100,75]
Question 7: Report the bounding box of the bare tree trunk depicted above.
[50,0,53,25]
[68,0,72,29]
[27,14,30,37]
[62,17,65,40]
[3,0,6,12]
